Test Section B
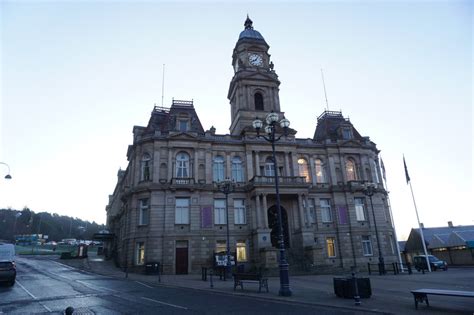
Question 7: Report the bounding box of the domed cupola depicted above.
[237,15,267,44]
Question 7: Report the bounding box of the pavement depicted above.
[60,251,474,315]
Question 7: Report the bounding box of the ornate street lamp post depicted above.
[0,162,12,179]
[217,177,236,280]
[252,112,292,297]
[363,182,385,275]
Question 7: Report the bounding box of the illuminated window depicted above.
[176,152,190,178]
[213,156,225,182]
[139,198,149,225]
[214,199,226,225]
[216,240,226,253]
[231,156,244,182]
[298,158,310,182]
[326,237,336,257]
[320,199,332,223]
[354,198,366,221]
[175,198,189,224]
[141,153,151,181]
[346,158,357,181]
[315,159,326,183]
[264,157,275,177]
[234,199,246,224]
[136,242,145,265]
[236,241,248,262]
[362,236,373,256]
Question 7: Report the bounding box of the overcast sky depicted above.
[1,1,472,240]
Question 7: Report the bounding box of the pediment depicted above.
[168,132,199,140]
[241,71,278,82]
[341,139,363,147]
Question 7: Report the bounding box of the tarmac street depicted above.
[1,253,473,314]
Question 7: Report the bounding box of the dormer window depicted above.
[255,92,264,111]
[179,120,188,132]
[342,127,353,140]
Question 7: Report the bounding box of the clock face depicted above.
[248,53,263,66]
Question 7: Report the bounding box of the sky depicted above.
[0,1,472,240]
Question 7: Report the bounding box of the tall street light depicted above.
[252,112,292,297]
[0,162,12,179]
[363,182,385,275]
[217,177,236,280]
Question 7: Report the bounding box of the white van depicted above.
[0,243,16,286]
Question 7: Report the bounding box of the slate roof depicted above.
[313,111,363,141]
[237,16,267,45]
[413,225,474,249]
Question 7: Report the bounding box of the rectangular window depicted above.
[236,241,247,262]
[234,199,246,225]
[342,128,352,140]
[175,198,190,224]
[214,199,226,225]
[320,199,332,223]
[136,242,145,265]
[326,237,336,257]
[362,235,373,256]
[139,198,149,225]
[179,120,188,132]
[216,240,226,254]
[308,199,316,224]
[355,198,366,221]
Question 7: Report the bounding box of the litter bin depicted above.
[334,277,372,298]
[145,262,160,275]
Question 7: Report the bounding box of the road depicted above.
[1,256,360,314]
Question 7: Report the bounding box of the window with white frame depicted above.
[362,235,373,256]
[326,237,336,257]
[231,156,244,182]
[298,158,310,182]
[138,198,149,225]
[373,160,380,183]
[315,159,326,183]
[176,152,190,178]
[354,197,366,221]
[264,157,275,177]
[320,199,332,223]
[214,199,226,225]
[136,242,145,265]
[234,199,246,224]
[236,241,248,262]
[175,198,190,224]
[141,153,151,181]
[346,158,357,181]
[213,156,225,182]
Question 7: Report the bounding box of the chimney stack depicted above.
[448,221,453,228]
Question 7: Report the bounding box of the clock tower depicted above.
[228,16,283,136]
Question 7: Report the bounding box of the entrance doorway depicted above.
[175,240,188,274]
[267,205,290,248]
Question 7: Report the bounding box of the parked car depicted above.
[0,243,16,286]
[413,255,448,271]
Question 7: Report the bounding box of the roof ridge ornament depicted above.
[244,15,253,30]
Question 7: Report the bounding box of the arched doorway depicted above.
[267,205,290,248]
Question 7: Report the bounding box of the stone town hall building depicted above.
[106,17,398,274]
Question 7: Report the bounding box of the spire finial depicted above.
[244,15,253,30]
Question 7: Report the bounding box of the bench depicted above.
[233,272,269,293]
[411,289,474,309]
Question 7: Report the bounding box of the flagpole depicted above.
[404,156,431,272]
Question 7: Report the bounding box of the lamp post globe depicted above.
[253,113,292,296]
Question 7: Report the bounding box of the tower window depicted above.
[254,93,264,111]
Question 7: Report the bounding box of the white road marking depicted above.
[16,280,52,312]
[141,297,188,310]
[135,281,153,289]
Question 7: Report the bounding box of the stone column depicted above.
[246,151,254,181]
[194,150,199,181]
[226,153,231,179]
[298,194,306,228]
[255,151,261,176]
[167,149,173,181]
[262,194,268,228]
[291,152,299,177]
[309,156,316,185]
[284,152,290,177]
[205,150,212,183]
[255,195,261,228]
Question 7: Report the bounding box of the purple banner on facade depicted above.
[338,206,348,225]
[201,206,213,228]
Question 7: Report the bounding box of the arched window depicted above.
[213,155,225,182]
[297,158,310,182]
[346,158,357,181]
[315,159,326,183]
[254,92,264,111]
[264,157,275,177]
[176,152,190,178]
[141,153,151,181]
[231,156,244,182]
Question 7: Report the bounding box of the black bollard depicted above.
[209,268,214,288]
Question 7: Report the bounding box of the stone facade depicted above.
[106,17,398,275]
